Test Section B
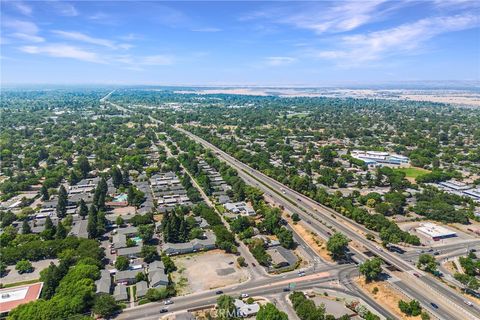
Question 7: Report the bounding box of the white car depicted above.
[164,300,173,305]
[240,293,249,298]
[464,300,473,306]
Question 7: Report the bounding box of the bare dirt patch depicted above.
[288,220,334,263]
[171,250,249,295]
[355,276,421,320]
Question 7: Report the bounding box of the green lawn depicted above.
[396,167,431,178]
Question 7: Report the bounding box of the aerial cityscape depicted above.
[1,1,479,320]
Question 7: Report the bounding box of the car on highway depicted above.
[215,290,224,295]
[464,300,473,306]
[164,300,173,305]
[240,293,249,298]
[430,302,439,309]
[252,263,256,267]
[298,271,306,277]
[414,273,420,278]
[283,287,290,292]
[159,308,168,313]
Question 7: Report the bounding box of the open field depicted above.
[355,276,422,320]
[395,167,431,179]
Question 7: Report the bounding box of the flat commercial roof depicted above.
[417,223,456,238]
[0,282,43,313]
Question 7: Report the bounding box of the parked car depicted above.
[283,287,290,292]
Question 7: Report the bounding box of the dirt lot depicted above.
[171,250,249,295]
[355,276,422,320]
[288,220,334,263]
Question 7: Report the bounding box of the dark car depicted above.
[160,308,168,313]
[252,263,256,267]
[283,287,290,292]
[216,290,224,295]
[430,302,439,309]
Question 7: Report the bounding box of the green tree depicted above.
[359,257,383,282]
[111,166,123,188]
[115,256,129,271]
[16,259,34,274]
[92,293,120,318]
[161,254,177,273]
[55,221,67,239]
[276,227,294,249]
[256,303,288,320]
[145,288,169,301]
[40,263,62,300]
[217,295,237,320]
[79,199,88,219]
[398,300,422,316]
[77,155,91,179]
[138,224,154,243]
[116,216,124,227]
[87,205,98,239]
[94,178,108,210]
[417,254,437,274]
[41,184,49,201]
[22,220,31,234]
[56,185,68,218]
[291,213,300,222]
[41,216,56,240]
[326,232,350,260]
[141,245,159,263]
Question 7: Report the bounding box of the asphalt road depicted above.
[118,264,354,320]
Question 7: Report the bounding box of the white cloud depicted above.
[245,1,394,34]
[2,18,44,43]
[3,19,39,35]
[265,56,296,66]
[191,27,222,32]
[312,14,479,65]
[10,32,44,43]
[11,2,33,16]
[52,30,131,50]
[49,1,78,16]
[20,44,103,63]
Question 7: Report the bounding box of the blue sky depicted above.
[1,0,479,85]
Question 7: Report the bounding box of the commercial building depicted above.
[351,150,409,166]
[0,282,43,315]
[416,223,457,241]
